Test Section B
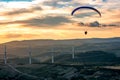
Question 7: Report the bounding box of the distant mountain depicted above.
[0,37,120,63]
[1,37,120,47]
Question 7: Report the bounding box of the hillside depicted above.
[0,37,120,80]
[53,51,120,65]
[0,37,120,64]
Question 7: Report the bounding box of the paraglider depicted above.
[71,6,101,17]
[71,6,101,35]
[85,31,88,35]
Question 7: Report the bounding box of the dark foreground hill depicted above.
[0,63,120,80]
[0,64,41,80]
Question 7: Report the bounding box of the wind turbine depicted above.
[28,46,32,64]
[4,45,7,64]
[51,48,54,63]
[72,46,75,59]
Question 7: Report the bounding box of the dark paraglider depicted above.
[85,31,88,35]
[71,6,101,35]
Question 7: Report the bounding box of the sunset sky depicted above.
[0,0,120,43]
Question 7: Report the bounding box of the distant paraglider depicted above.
[85,31,88,35]
[71,6,101,17]
[71,6,101,35]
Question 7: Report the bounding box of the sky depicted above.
[0,0,120,43]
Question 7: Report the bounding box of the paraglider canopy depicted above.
[71,6,101,17]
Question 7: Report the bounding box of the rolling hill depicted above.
[0,37,120,64]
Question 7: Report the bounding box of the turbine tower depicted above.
[72,46,75,59]
[4,45,7,64]
[51,48,54,63]
[28,46,32,64]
